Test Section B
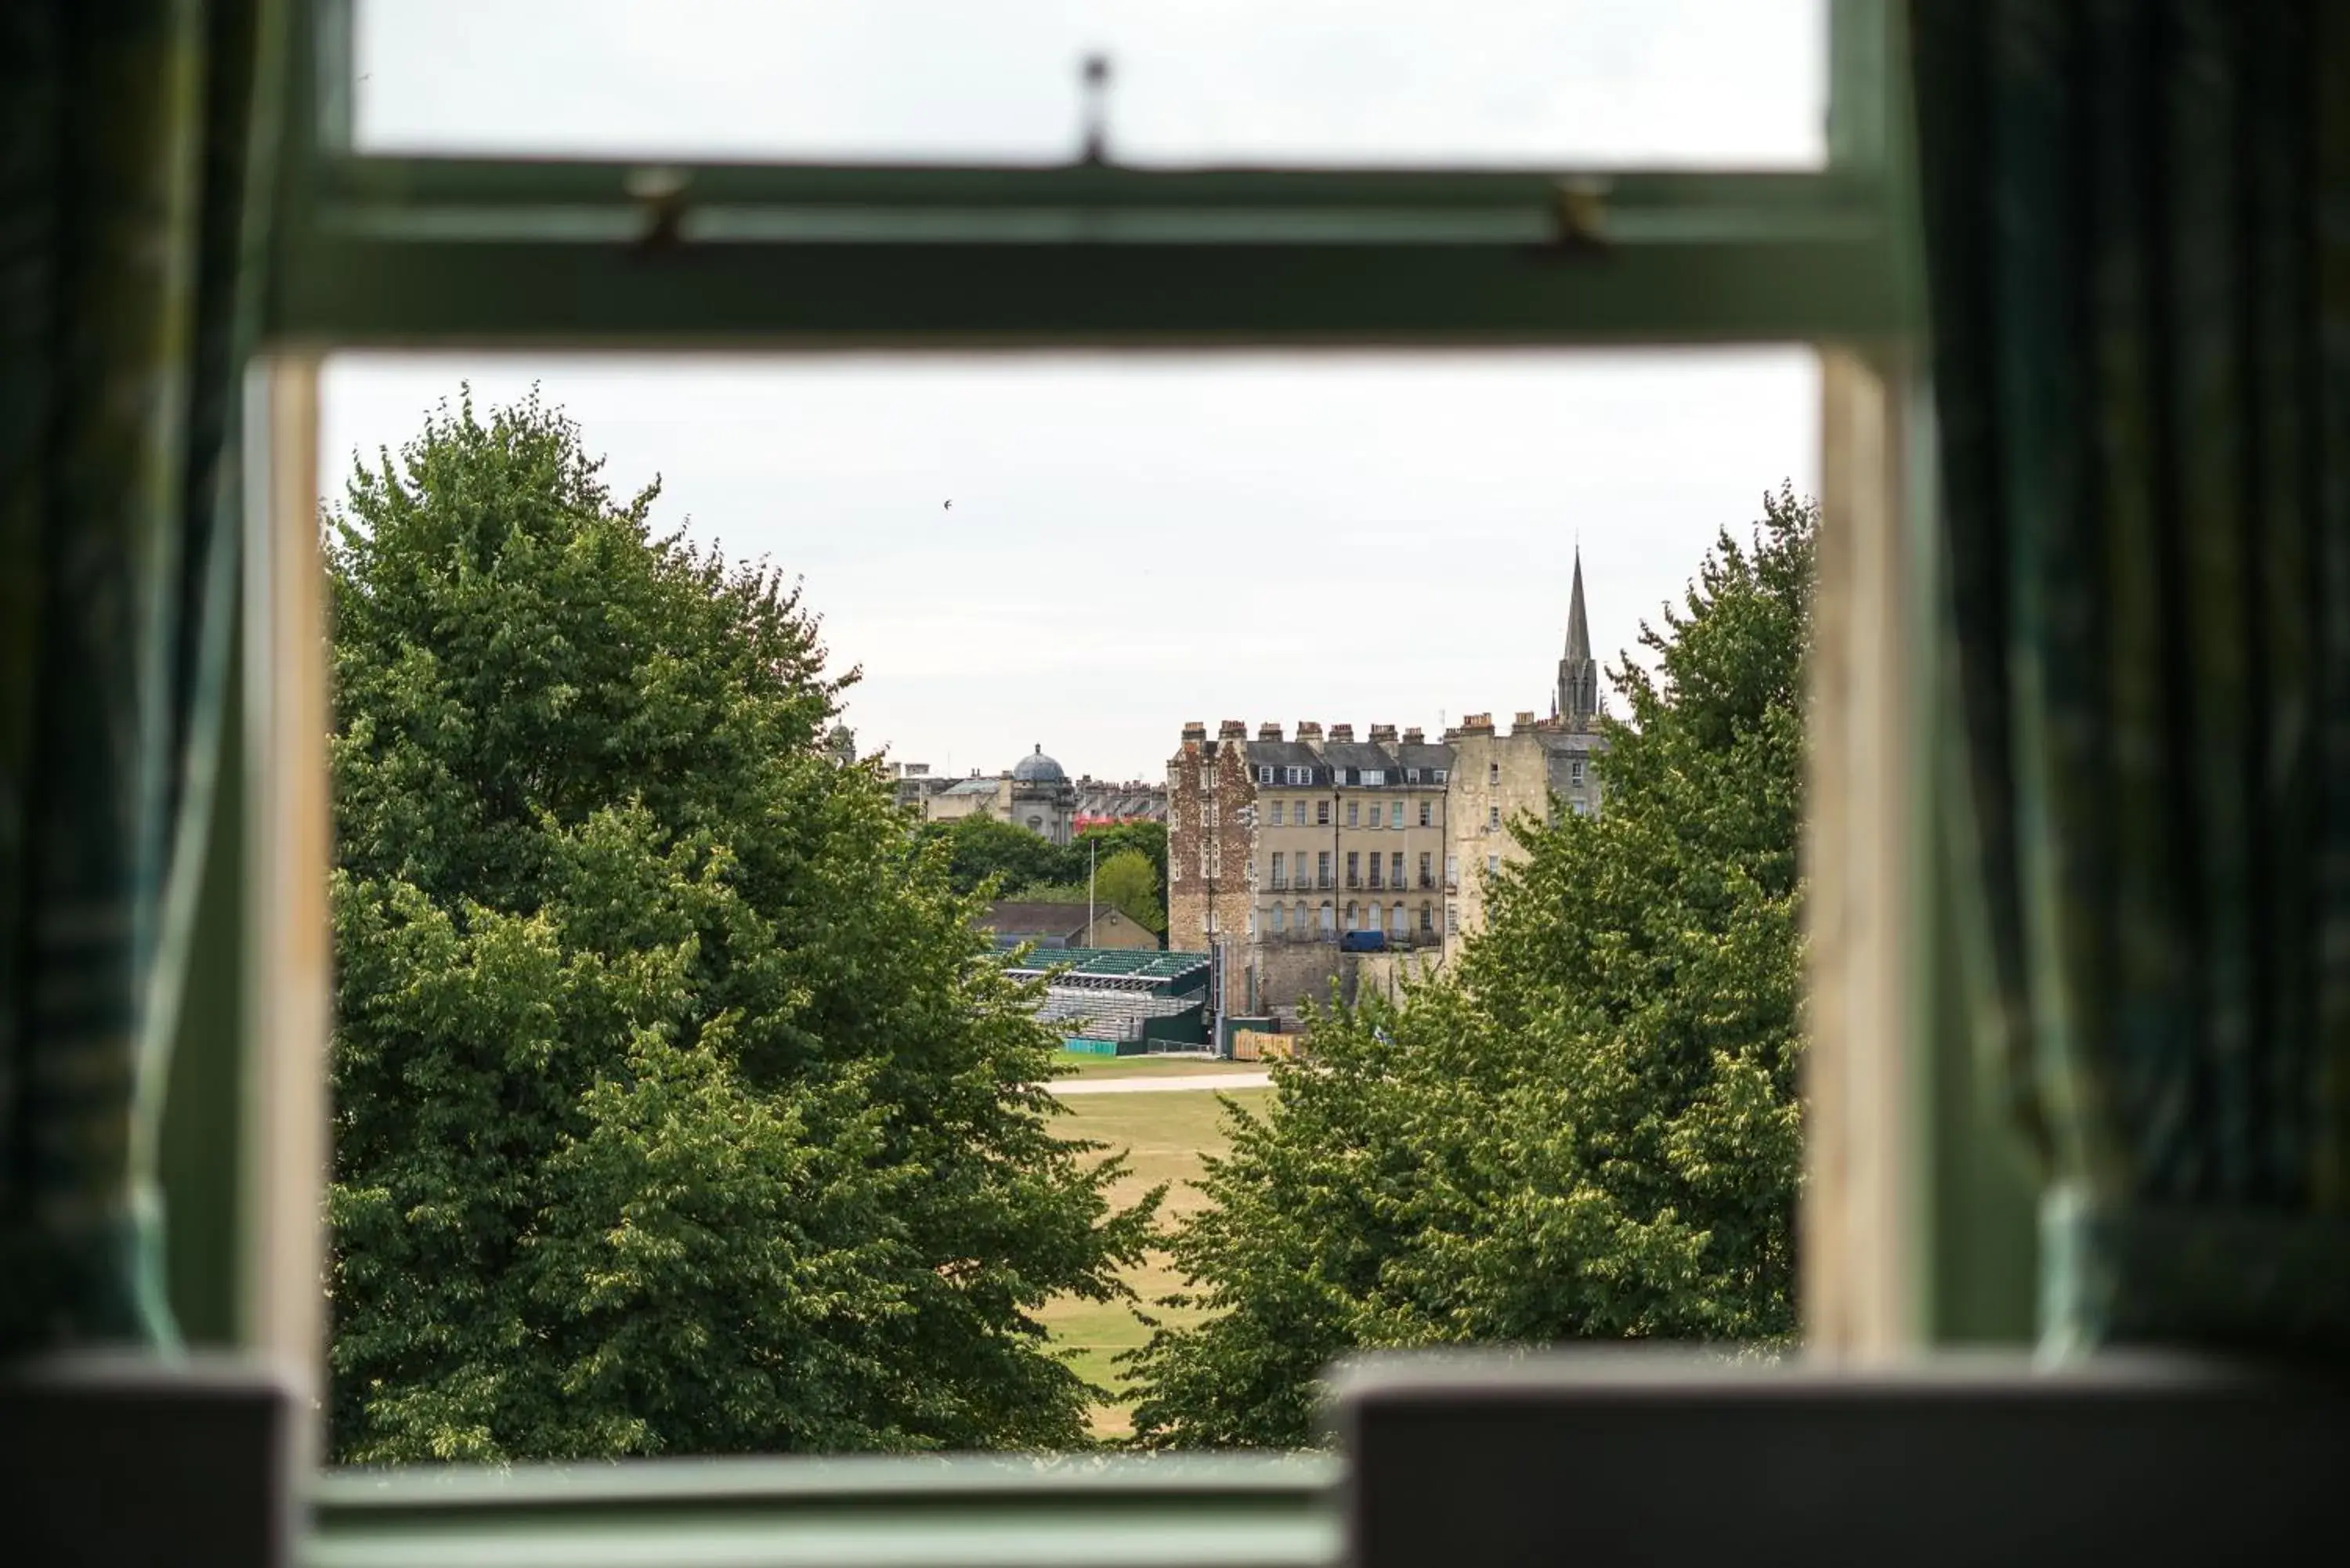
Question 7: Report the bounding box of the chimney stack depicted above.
[1181,721,1207,743]
[1401,727,1424,745]
[1218,719,1248,740]
[1512,710,1538,733]
[1258,722,1285,742]
[1296,720,1324,742]
[1368,722,1399,745]
[1329,723,1356,742]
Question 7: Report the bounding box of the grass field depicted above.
[1038,1085,1272,1440]
[1055,1050,1272,1079]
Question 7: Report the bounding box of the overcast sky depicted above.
[331,5,1823,784]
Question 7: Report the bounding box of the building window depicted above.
[1286,766,1309,786]
[1318,851,1332,887]
[1446,903,1460,934]
[1390,800,1404,828]
[1271,851,1285,887]
[1572,799,1592,817]
[1433,768,1448,783]
[1346,851,1360,887]
[1267,801,1282,826]
[1488,761,1500,784]
[1419,902,1433,931]
[1390,852,1405,887]
[1344,901,1358,929]
[1571,759,1585,785]
[1361,768,1385,786]
[1246,909,1257,936]
[1258,764,1274,783]
[1391,902,1407,935]
[1369,855,1383,889]
[1419,851,1432,887]
[1487,854,1500,876]
[1347,801,1359,827]
[1419,800,1432,826]
[1294,900,1307,930]
[1488,805,1501,829]
[1271,903,1285,932]
[1206,909,1220,934]
[1406,768,1421,783]
[1316,800,1331,826]
[1445,854,1459,886]
[1319,901,1335,933]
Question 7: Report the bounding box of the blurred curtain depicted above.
[0,2,283,1351]
[1914,0,2350,1354]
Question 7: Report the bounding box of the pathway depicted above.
[1050,1071,1274,1096]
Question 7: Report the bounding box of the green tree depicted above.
[326,390,1155,1462]
[1126,486,1814,1448]
[917,814,1081,898]
[1089,847,1166,935]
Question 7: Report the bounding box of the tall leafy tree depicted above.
[1126,486,1814,1448]
[916,815,1079,898]
[327,391,1155,1462]
[1087,847,1166,936]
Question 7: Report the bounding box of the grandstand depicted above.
[1000,947,1212,1051]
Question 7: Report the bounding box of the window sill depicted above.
[306,1454,1340,1568]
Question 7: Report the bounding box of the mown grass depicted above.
[1039,1086,1272,1440]
[1055,1050,1271,1079]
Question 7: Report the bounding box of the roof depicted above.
[1244,739,1324,772]
[1011,745,1068,784]
[942,777,1000,797]
[1000,947,1213,992]
[1319,741,1393,774]
[1394,742,1457,771]
[982,901,1092,938]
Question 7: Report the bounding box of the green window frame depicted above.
[156,2,2035,1563]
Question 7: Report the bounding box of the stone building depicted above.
[1165,551,1611,1025]
[1166,717,1454,1021]
[1445,554,1608,938]
[1072,777,1169,829]
[894,745,1080,844]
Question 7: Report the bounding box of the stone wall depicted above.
[1166,720,1260,957]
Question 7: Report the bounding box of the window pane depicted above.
[319,348,1816,1456]
[352,0,1827,168]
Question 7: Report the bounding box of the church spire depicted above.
[1555,547,1600,729]
[1564,548,1592,665]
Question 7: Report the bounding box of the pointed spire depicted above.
[1556,548,1600,730]
[1564,547,1592,664]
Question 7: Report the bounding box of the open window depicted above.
[59,0,2324,1562]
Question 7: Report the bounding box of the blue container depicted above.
[1339,930,1387,953]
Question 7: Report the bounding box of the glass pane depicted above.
[319,350,1817,1456]
[352,0,1827,168]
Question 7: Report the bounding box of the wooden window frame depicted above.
[171,2,2028,1561]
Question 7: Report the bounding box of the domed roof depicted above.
[1011,744,1067,785]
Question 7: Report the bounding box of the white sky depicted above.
[330,5,1823,784]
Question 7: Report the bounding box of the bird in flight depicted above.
[943,500,953,510]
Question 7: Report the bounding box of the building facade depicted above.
[892,745,1081,844]
[1166,552,1610,1024]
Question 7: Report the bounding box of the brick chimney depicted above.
[1401,727,1425,745]
[1329,723,1356,742]
[1218,720,1248,741]
[1368,722,1398,745]
[1511,710,1538,734]
[1180,721,1207,743]
[1296,721,1323,742]
[1457,712,1495,735]
[1258,722,1284,742]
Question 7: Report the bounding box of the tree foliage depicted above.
[1088,848,1166,936]
[915,815,1169,937]
[325,391,1155,1462]
[1126,486,1815,1448]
